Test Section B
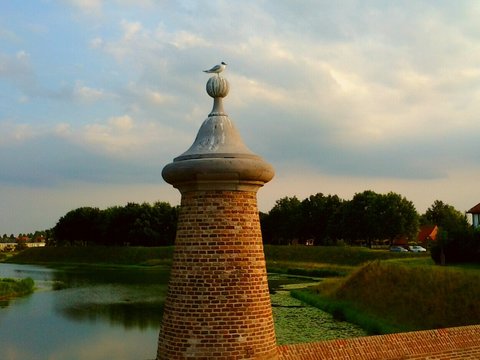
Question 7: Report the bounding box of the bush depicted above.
[431,231,480,264]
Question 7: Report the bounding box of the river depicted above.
[0,263,366,360]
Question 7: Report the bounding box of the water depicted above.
[269,274,367,344]
[0,263,366,360]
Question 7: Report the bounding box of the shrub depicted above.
[0,277,35,298]
[431,231,480,264]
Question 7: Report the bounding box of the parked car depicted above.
[390,246,408,252]
[409,245,427,253]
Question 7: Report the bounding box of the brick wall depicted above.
[278,325,480,360]
[157,190,278,360]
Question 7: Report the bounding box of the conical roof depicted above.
[162,74,274,192]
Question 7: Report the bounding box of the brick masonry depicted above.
[157,190,278,360]
[278,325,480,360]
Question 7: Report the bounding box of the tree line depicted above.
[260,191,420,247]
[260,192,479,263]
[47,190,479,263]
[50,202,178,247]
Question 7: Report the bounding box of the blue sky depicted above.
[1,0,480,234]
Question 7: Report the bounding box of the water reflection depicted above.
[49,266,169,330]
[55,284,166,329]
[0,263,164,360]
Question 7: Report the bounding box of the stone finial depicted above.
[206,76,229,98]
[206,76,229,117]
[162,72,274,193]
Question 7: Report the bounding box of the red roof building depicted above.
[467,202,480,229]
[417,225,438,246]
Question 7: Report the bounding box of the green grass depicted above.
[6,245,429,269]
[264,245,428,266]
[298,261,480,333]
[0,277,35,300]
[5,246,174,266]
[267,261,352,278]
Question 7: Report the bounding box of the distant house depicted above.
[467,202,480,229]
[0,243,16,252]
[417,225,438,247]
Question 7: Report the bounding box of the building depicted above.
[417,225,439,247]
[467,202,480,229]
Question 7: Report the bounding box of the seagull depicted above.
[203,62,227,76]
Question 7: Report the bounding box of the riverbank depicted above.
[0,277,34,300]
[4,244,427,268]
[3,246,174,267]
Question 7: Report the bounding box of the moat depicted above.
[0,263,366,360]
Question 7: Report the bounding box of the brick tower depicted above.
[157,71,278,359]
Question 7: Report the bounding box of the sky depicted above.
[1,1,480,234]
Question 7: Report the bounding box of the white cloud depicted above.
[108,114,134,131]
[0,27,20,42]
[121,20,143,41]
[73,82,110,103]
[55,123,72,136]
[53,114,188,157]
[169,31,210,50]
[0,122,36,145]
[145,89,175,105]
[0,50,35,91]
[90,37,103,48]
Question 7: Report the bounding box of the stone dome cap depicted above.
[162,69,274,192]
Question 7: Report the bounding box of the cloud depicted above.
[0,122,36,145]
[65,0,103,15]
[0,27,20,42]
[73,82,111,103]
[0,51,36,93]
[2,0,480,234]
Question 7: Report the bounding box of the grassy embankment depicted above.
[4,245,479,335]
[5,244,422,272]
[4,246,174,267]
[291,260,480,335]
[0,277,35,300]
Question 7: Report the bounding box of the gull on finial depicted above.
[203,62,227,76]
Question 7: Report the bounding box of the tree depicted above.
[342,191,419,247]
[53,207,104,246]
[261,196,302,244]
[422,200,469,239]
[51,201,178,247]
[376,192,419,245]
[342,190,380,247]
[424,200,479,264]
[300,193,344,245]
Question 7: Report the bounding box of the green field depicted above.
[4,246,174,267]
